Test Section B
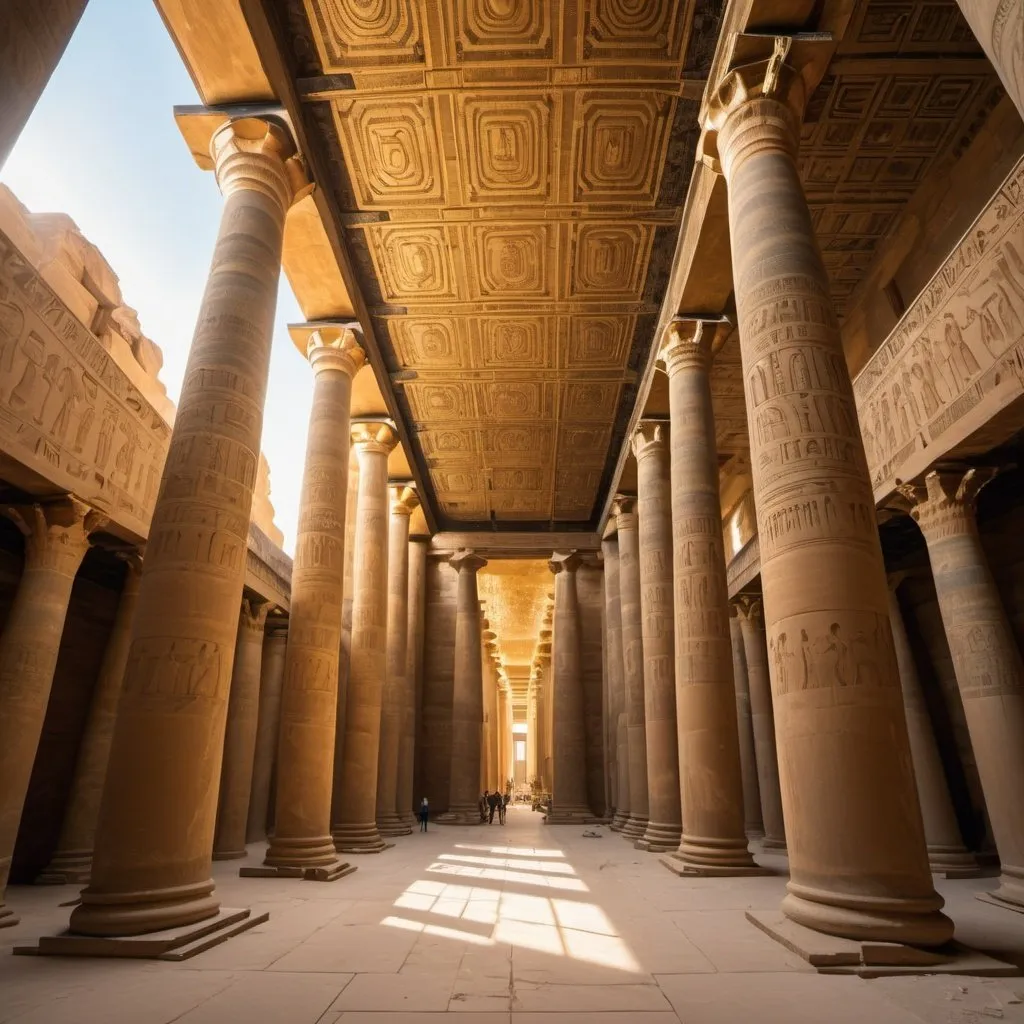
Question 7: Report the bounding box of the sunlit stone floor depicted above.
[3,806,1024,1023]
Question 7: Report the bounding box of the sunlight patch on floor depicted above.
[438,852,578,875]
[454,843,566,858]
[426,860,590,891]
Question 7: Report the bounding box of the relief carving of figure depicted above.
[94,403,117,471]
[50,363,83,442]
[941,312,981,391]
[9,330,46,413]
[0,301,24,392]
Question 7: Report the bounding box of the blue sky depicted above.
[1,0,312,553]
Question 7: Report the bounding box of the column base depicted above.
[782,882,954,947]
[636,820,682,852]
[263,834,340,870]
[609,811,629,832]
[332,824,393,853]
[544,806,599,825]
[377,814,413,837]
[69,879,220,937]
[668,834,766,875]
[761,836,788,852]
[239,861,356,882]
[0,903,19,928]
[16,907,268,961]
[661,852,773,878]
[976,873,1024,912]
[746,910,1014,977]
[435,808,483,826]
[620,815,648,840]
[36,855,92,886]
[211,849,247,861]
[928,845,982,879]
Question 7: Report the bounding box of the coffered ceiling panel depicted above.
[272,0,721,531]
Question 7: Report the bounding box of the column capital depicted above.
[351,420,399,456]
[732,594,763,623]
[210,116,311,210]
[610,494,637,524]
[548,550,583,575]
[660,318,713,375]
[898,465,999,537]
[482,629,497,643]
[239,596,271,636]
[449,547,487,574]
[303,323,366,378]
[704,55,806,176]
[631,421,669,462]
[389,483,420,517]
[6,497,108,575]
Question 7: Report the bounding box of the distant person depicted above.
[419,797,429,832]
[487,790,499,824]
[498,792,509,825]
[480,791,489,823]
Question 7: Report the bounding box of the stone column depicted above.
[255,327,363,880]
[903,467,1024,907]
[887,575,978,877]
[331,447,360,829]
[601,535,626,828]
[481,625,498,792]
[376,484,418,837]
[706,69,950,944]
[438,549,487,823]
[657,324,759,877]
[498,685,511,791]
[614,497,649,839]
[735,597,786,851]
[633,425,683,851]
[546,551,592,822]
[526,683,539,785]
[246,623,287,843]
[334,422,397,852]
[213,598,270,860]
[66,117,307,940]
[402,535,428,821]
[954,0,1023,119]
[729,605,764,839]
[0,499,105,923]
[38,553,141,886]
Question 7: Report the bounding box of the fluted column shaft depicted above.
[439,550,487,823]
[246,625,287,842]
[954,0,1023,119]
[736,599,786,850]
[498,687,511,790]
[659,324,757,875]
[887,578,977,877]
[334,423,397,852]
[535,656,551,793]
[615,499,649,839]
[38,554,141,886]
[377,486,417,837]
[729,606,763,839]
[633,426,683,852]
[527,686,539,784]
[708,70,949,944]
[401,536,428,820]
[214,599,270,860]
[547,552,591,821]
[602,536,627,829]
[70,118,306,938]
[906,468,1024,905]
[0,499,104,925]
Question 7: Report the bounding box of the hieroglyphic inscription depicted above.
[854,156,1024,499]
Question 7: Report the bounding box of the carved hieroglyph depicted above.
[38,553,142,885]
[214,598,270,860]
[262,327,363,877]
[632,424,682,852]
[377,484,418,836]
[334,422,398,852]
[613,496,649,839]
[0,498,106,926]
[659,323,758,875]
[903,468,1024,905]
[854,156,1024,499]
[69,117,307,938]
[546,551,592,822]
[708,64,951,944]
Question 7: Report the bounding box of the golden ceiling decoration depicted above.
[477,559,552,667]
[286,0,716,531]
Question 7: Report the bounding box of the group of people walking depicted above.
[481,790,509,825]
